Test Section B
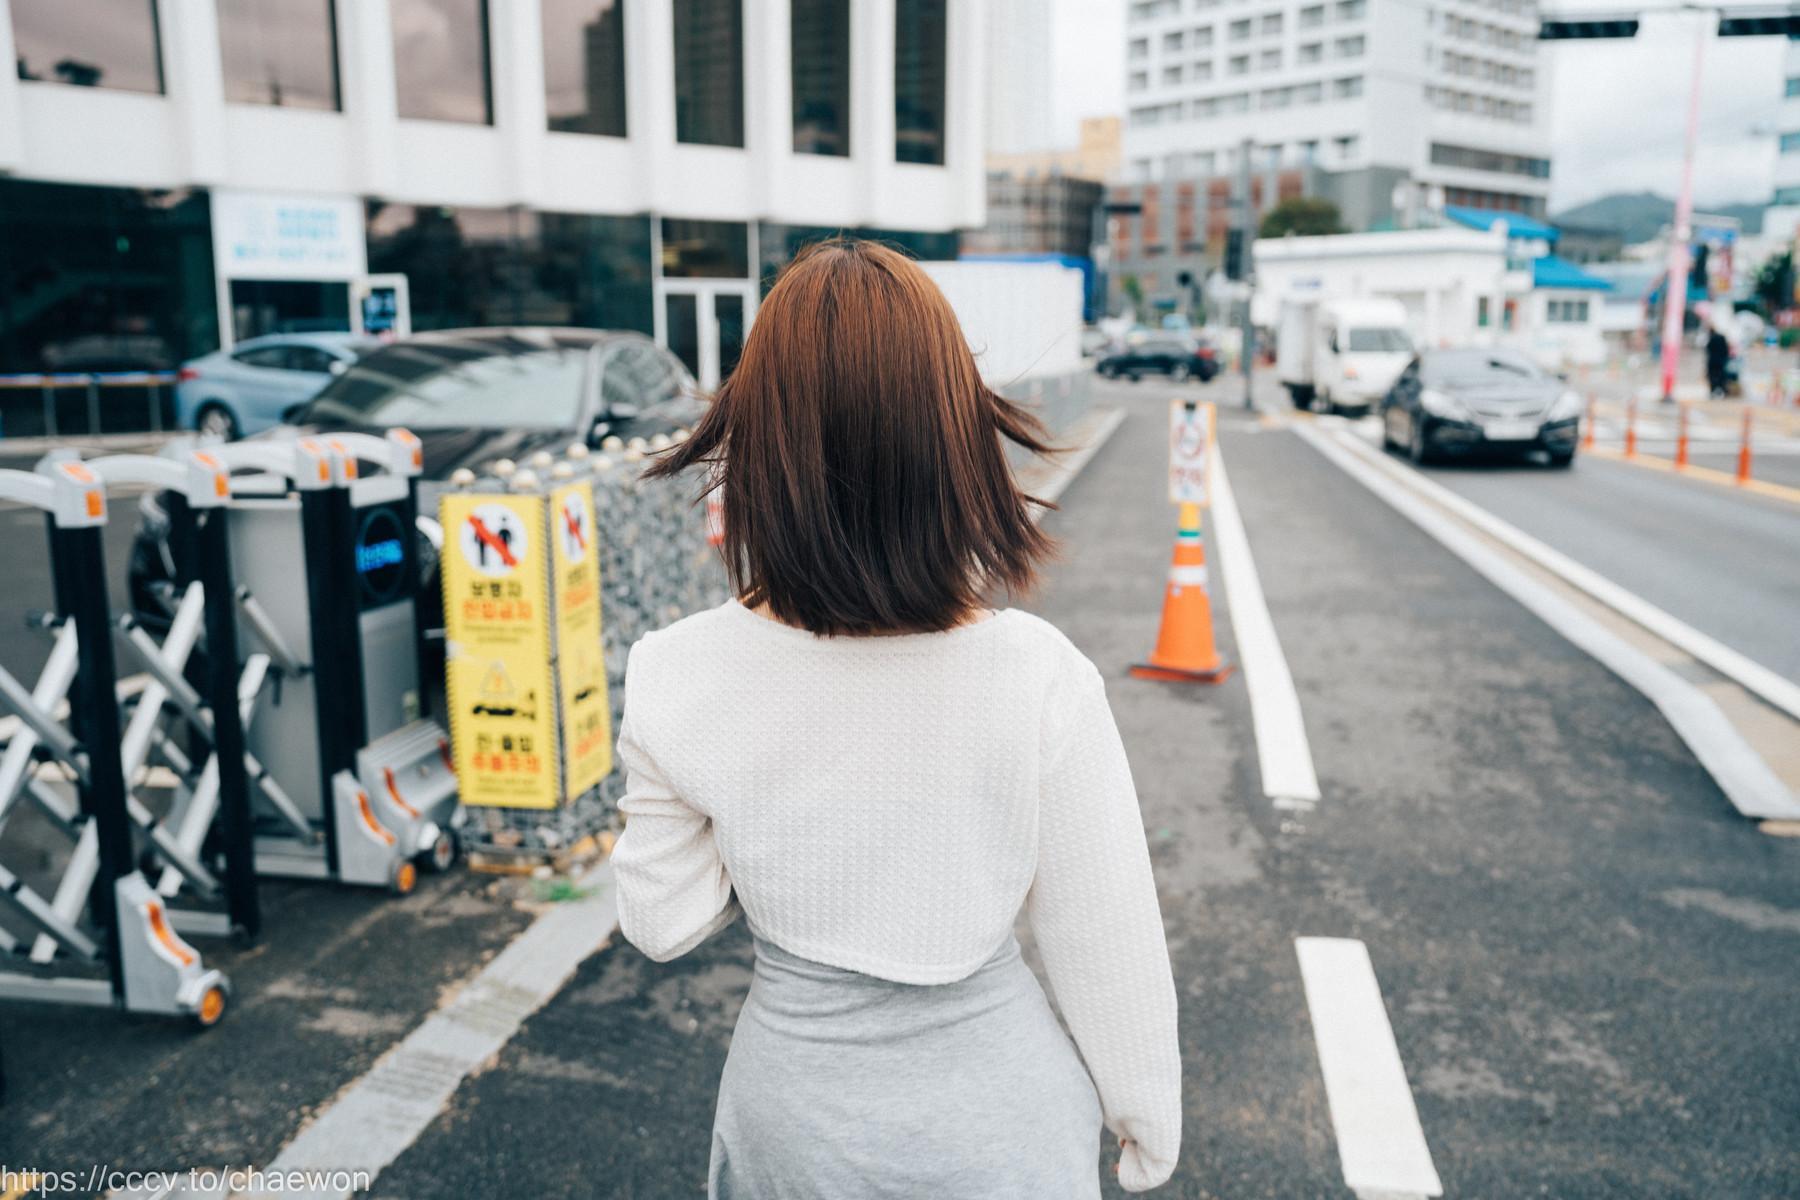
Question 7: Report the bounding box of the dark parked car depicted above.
[1380,348,1583,467]
[129,327,701,632]
[1096,337,1219,383]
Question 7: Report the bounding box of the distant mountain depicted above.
[1552,191,1766,243]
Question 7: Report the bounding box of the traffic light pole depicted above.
[1659,23,1705,404]
[1238,137,1257,412]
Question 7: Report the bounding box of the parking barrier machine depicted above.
[199,431,457,893]
[0,458,230,1025]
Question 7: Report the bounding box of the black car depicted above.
[1096,337,1219,383]
[1380,348,1583,467]
[129,327,701,630]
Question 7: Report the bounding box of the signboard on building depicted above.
[440,494,560,809]
[211,189,367,282]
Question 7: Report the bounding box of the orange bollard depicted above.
[1624,398,1638,458]
[1674,403,1689,468]
[1737,408,1753,484]
[1581,395,1596,451]
[1130,502,1234,685]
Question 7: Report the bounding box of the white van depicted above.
[1277,297,1415,414]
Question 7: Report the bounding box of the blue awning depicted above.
[1443,205,1560,243]
[1532,255,1615,292]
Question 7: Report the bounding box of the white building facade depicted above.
[0,0,983,392]
[1254,224,1610,365]
[1765,39,1800,244]
[1120,0,1552,224]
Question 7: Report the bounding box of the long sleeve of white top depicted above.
[612,664,740,962]
[1028,658,1183,1191]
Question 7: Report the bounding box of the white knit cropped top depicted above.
[611,599,1183,1190]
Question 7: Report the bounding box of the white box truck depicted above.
[1276,297,1415,414]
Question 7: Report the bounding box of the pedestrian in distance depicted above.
[613,238,1182,1197]
[1706,324,1731,398]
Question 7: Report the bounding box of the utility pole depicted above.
[1238,136,1257,412]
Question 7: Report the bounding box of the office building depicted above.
[1767,39,1800,244]
[0,0,983,407]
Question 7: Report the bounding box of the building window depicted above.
[1129,70,1149,91]
[1547,299,1589,324]
[1259,48,1281,69]
[1163,64,1183,84]
[1228,54,1249,75]
[1297,81,1322,103]
[1261,12,1283,35]
[1334,134,1359,161]
[544,0,627,136]
[1299,4,1326,28]
[674,0,745,147]
[792,0,850,155]
[1194,26,1214,48]
[1780,131,1800,155]
[1787,76,1800,98]
[1776,186,1800,205]
[217,0,340,110]
[1298,42,1323,63]
[392,0,492,124]
[1229,18,1252,39]
[1336,0,1366,19]
[895,0,948,165]
[1129,37,1149,59]
[1163,30,1186,51]
[1193,60,1214,82]
[1333,75,1363,98]
[1335,34,1365,57]
[12,0,163,93]
[661,218,750,278]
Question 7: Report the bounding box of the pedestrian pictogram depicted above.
[558,490,591,565]
[459,503,527,576]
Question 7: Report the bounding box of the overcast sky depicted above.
[1049,0,1788,212]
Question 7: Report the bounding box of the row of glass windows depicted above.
[1128,75,1364,124]
[12,0,948,164]
[1129,36,1363,89]
[1429,141,1550,178]
[0,176,958,377]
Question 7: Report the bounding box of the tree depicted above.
[1258,197,1345,239]
[1753,250,1793,316]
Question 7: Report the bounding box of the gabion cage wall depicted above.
[460,369,1090,860]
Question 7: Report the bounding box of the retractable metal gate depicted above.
[0,454,232,1025]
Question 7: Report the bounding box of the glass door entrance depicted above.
[657,282,756,389]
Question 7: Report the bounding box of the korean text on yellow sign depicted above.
[550,482,612,799]
[440,493,559,809]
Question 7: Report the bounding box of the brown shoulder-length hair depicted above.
[645,237,1056,636]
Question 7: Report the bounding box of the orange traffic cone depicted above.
[1130,502,1234,685]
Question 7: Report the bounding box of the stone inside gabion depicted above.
[460,372,1090,860]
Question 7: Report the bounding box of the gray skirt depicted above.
[710,934,1104,1200]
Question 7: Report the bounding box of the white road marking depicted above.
[1296,937,1444,1200]
[113,863,623,1200]
[1208,444,1322,808]
[1297,421,1800,821]
[1333,426,1800,723]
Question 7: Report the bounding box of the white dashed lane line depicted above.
[1296,936,1445,1200]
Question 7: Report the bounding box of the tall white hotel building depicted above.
[1113,0,1555,291]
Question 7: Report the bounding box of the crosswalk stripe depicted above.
[1296,937,1444,1199]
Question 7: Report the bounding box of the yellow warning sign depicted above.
[550,482,611,798]
[440,494,558,809]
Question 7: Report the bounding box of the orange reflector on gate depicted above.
[85,490,103,518]
[142,899,196,967]
[383,766,419,818]
[356,790,396,846]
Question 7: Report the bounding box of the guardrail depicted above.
[0,372,177,439]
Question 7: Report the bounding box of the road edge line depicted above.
[1585,445,1800,506]
[1208,444,1322,806]
[1030,405,1128,514]
[1336,431,1800,723]
[1296,422,1799,821]
[1296,936,1444,1200]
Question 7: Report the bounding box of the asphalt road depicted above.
[1397,438,1800,686]
[3,376,1797,1197]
